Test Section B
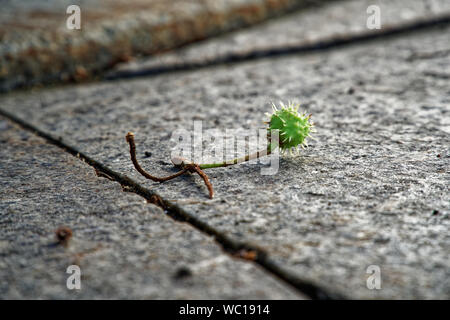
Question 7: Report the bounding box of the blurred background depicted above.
[0,0,324,92]
[1,0,448,93]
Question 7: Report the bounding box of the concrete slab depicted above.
[0,12,449,299]
[0,0,322,92]
[110,0,450,77]
[0,119,304,299]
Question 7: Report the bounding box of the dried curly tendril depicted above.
[125,101,315,199]
[267,101,315,155]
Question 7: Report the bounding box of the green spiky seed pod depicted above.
[267,101,314,154]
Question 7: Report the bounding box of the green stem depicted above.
[198,148,272,169]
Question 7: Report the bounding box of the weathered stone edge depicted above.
[0,0,330,93]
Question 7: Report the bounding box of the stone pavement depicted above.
[0,0,322,92]
[1,0,449,299]
[0,120,303,299]
[110,0,450,77]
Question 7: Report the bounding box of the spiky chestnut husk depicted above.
[266,101,314,154]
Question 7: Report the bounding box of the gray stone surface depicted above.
[0,9,449,299]
[111,0,450,75]
[0,119,304,299]
[0,0,319,92]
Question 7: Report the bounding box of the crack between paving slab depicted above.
[0,108,346,300]
[106,13,450,81]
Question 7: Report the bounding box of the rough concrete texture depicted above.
[1,14,448,299]
[110,0,450,75]
[0,119,304,299]
[0,0,324,92]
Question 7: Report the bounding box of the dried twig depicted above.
[187,163,214,199]
[126,132,214,199]
[126,132,188,182]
